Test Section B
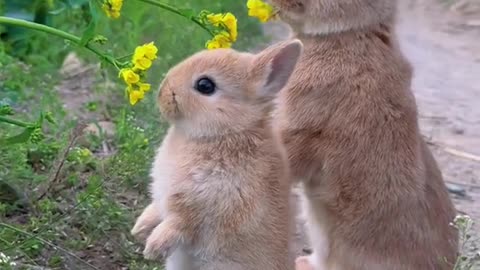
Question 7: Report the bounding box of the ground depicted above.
[261,0,480,261]
[399,0,480,229]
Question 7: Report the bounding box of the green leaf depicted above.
[2,127,35,144]
[35,112,44,127]
[2,1,46,52]
[0,104,13,116]
[44,111,56,124]
[80,20,96,46]
[88,0,101,23]
[34,0,51,26]
[79,0,102,46]
[0,99,13,116]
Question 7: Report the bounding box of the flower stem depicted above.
[136,0,214,36]
[0,116,32,128]
[0,16,116,66]
[0,16,80,42]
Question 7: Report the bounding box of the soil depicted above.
[258,0,480,259]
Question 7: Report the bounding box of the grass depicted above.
[453,215,480,270]
[0,1,263,269]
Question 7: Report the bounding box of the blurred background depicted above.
[0,0,479,269]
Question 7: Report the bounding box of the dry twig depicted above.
[36,122,87,201]
[425,139,480,163]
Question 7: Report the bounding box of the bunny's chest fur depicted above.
[150,142,176,219]
[151,130,278,231]
[274,31,415,178]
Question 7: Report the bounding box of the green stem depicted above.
[136,0,214,36]
[0,16,79,42]
[117,52,134,61]
[0,116,32,128]
[0,16,116,67]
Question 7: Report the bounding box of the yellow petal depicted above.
[129,90,144,105]
[207,42,220,50]
[132,42,158,66]
[216,32,233,48]
[247,0,274,22]
[133,46,147,61]
[143,42,158,60]
[206,39,220,50]
[222,13,238,42]
[110,0,123,9]
[134,58,152,70]
[120,69,140,84]
[218,40,232,48]
[102,0,123,19]
[247,0,263,9]
[139,83,151,92]
[207,13,224,27]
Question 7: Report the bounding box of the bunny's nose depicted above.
[158,87,180,121]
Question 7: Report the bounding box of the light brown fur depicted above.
[268,0,459,269]
[131,40,304,270]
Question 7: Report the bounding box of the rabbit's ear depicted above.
[250,39,303,98]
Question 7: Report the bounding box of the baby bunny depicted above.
[131,39,303,270]
[267,0,459,269]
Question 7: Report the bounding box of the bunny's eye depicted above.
[194,77,216,96]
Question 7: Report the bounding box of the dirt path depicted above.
[399,0,480,235]
[260,0,480,258]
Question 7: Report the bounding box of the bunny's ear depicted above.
[250,39,303,98]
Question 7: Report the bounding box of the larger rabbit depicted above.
[267,0,459,269]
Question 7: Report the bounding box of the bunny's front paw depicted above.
[131,203,163,241]
[143,222,180,261]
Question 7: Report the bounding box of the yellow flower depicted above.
[134,42,158,61]
[206,32,232,50]
[143,42,158,60]
[222,13,238,42]
[102,0,123,19]
[247,0,274,23]
[120,68,140,84]
[132,42,158,70]
[125,83,150,105]
[128,89,145,106]
[207,13,238,42]
[120,42,157,105]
